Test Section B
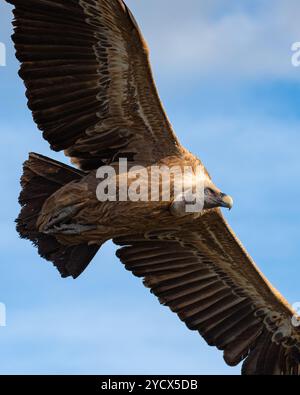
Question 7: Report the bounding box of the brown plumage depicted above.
[7,0,300,375]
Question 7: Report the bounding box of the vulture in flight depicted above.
[6,0,300,375]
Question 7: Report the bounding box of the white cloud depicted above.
[126,0,300,80]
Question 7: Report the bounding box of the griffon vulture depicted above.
[6,0,300,375]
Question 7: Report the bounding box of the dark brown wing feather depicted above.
[7,0,182,169]
[114,210,300,375]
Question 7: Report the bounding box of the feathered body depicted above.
[36,151,206,244]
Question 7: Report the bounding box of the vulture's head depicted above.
[203,184,234,210]
[170,177,233,218]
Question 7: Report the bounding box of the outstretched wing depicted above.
[114,210,300,375]
[8,0,182,170]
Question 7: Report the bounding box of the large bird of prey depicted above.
[7,0,300,375]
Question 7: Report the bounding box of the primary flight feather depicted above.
[6,0,300,375]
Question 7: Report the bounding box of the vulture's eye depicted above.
[205,188,215,195]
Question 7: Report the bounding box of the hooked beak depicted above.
[219,193,234,210]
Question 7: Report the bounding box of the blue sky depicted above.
[0,0,300,375]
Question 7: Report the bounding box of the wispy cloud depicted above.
[127,0,300,81]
